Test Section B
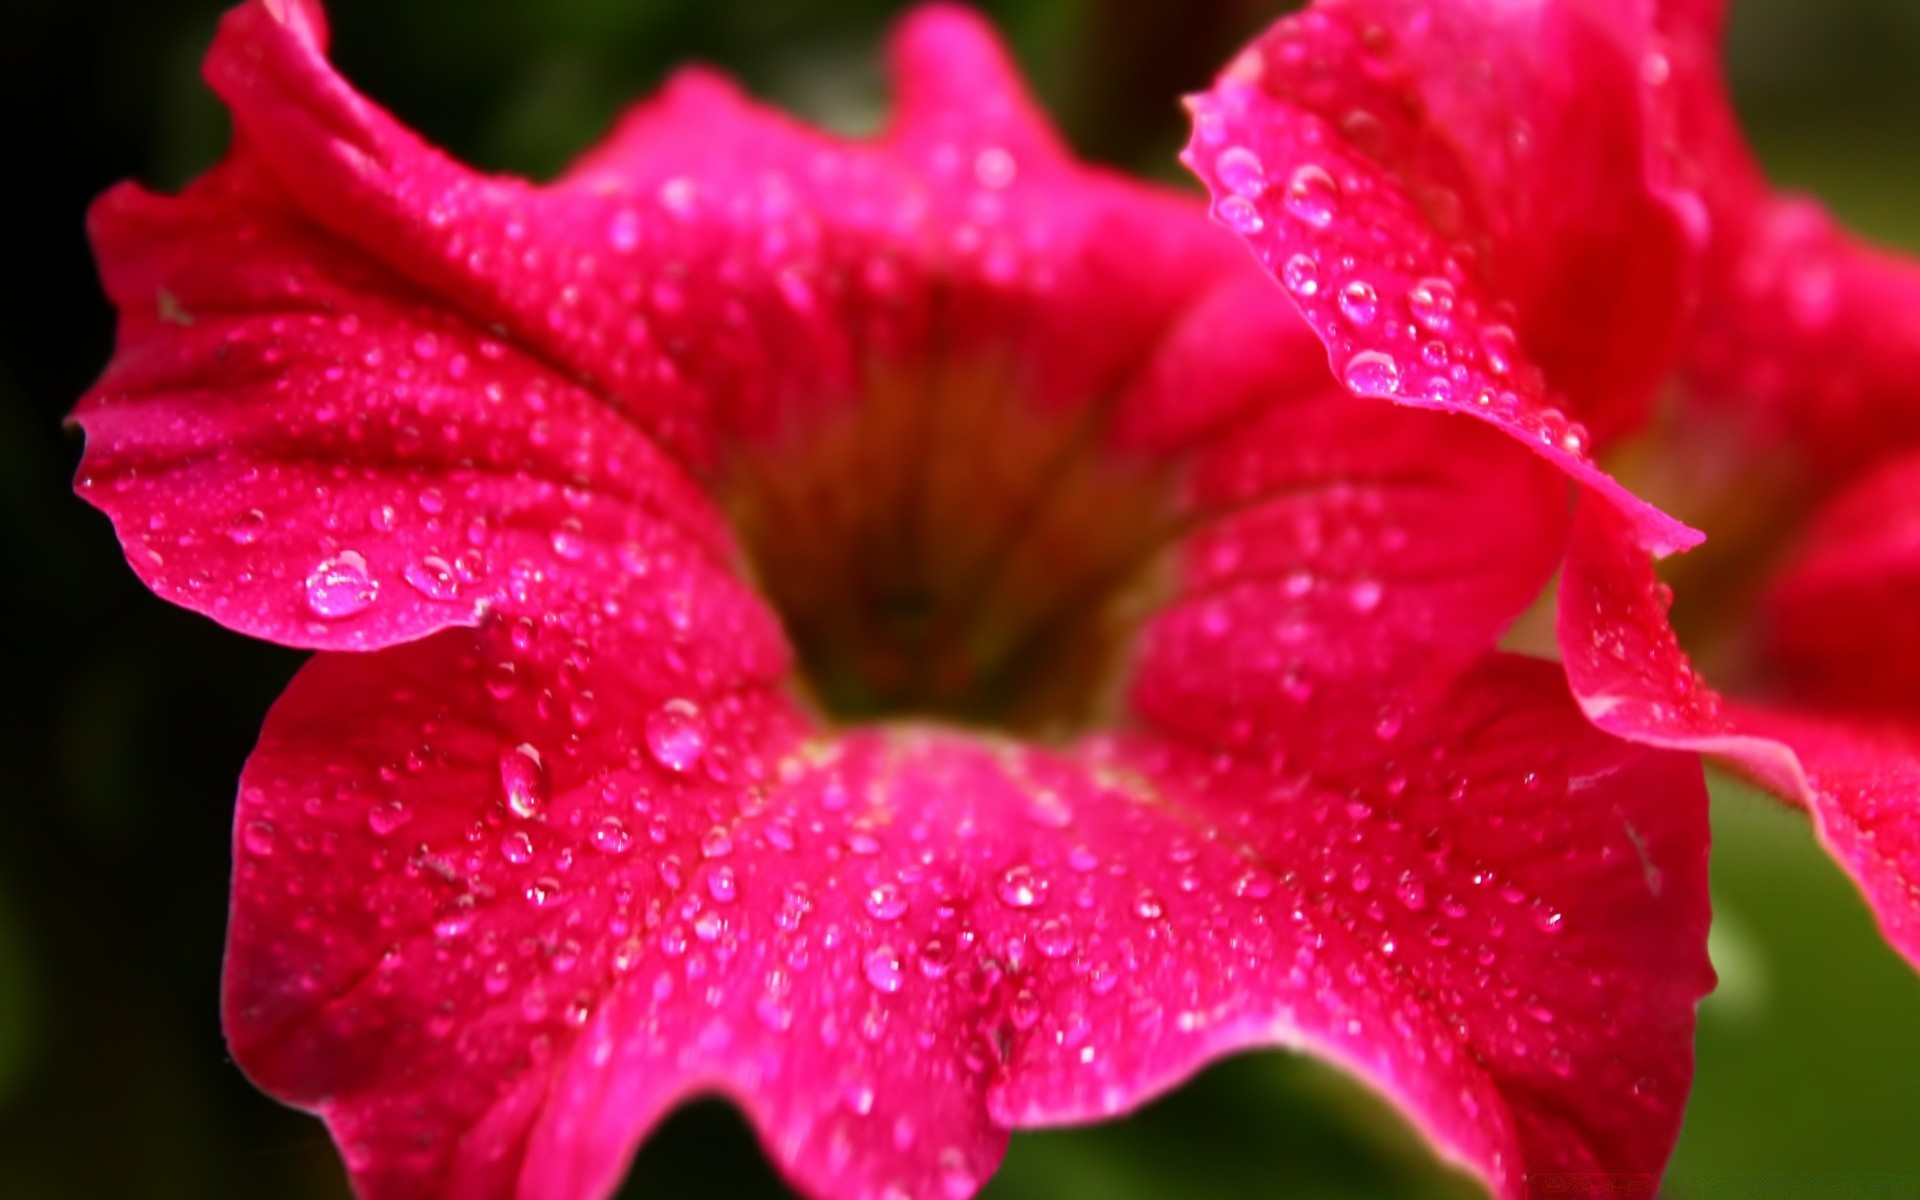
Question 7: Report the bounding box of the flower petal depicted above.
[1127,348,1570,740]
[229,627,1707,1199]
[73,154,729,651]
[1762,450,1920,712]
[1643,0,1920,482]
[1183,1,1700,556]
[198,0,1237,471]
[1559,500,1920,968]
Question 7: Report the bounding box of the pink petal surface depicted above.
[1182,0,1700,557]
[229,621,1708,1200]
[1642,0,1920,483]
[1763,450,1920,713]
[1559,501,1920,968]
[199,0,1239,469]
[74,153,729,651]
[1132,378,1570,734]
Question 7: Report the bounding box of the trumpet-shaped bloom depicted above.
[74,2,1713,1197]
[1187,0,1920,969]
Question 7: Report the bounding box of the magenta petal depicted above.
[1183,2,1700,557]
[1763,451,1920,711]
[73,155,729,651]
[228,627,1707,1200]
[1559,500,1920,969]
[194,0,1237,474]
[1129,376,1569,742]
[1642,0,1920,482]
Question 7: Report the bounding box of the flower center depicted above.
[722,359,1179,736]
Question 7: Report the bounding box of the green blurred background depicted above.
[1,0,1918,1196]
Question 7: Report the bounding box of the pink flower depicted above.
[73,2,1713,1197]
[1187,0,1920,969]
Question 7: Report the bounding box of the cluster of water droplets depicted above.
[1192,103,1594,465]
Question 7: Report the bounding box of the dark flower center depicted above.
[722,360,1179,736]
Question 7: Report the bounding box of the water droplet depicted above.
[864,884,908,922]
[700,827,734,859]
[1132,888,1165,920]
[1338,280,1378,326]
[646,699,708,773]
[1348,579,1383,612]
[304,551,377,619]
[996,864,1046,909]
[938,1148,978,1200]
[1343,350,1401,396]
[1283,164,1341,228]
[499,743,548,819]
[864,946,904,993]
[706,866,737,903]
[1480,324,1519,375]
[1407,277,1457,332]
[974,146,1017,189]
[241,820,276,856]
[549,519,587,561]
[501,830,534,865]
[1215,146,1266,197]
[1034,919,1074,958]
[1396,876,1428,911]
[1216,196,1264,234]
[1282,253,1320,297]
[227,509,266,546]
[607,208,641,252]
[402,555,461,601]
[366,800,411,836]
[590,817,632,855]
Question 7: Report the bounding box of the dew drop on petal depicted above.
[864,884,908,922]
[1283,164,1341,228]
[1132,888,1165,920]
[304,551,377,619]
[1343,350,1401,396]
[1407,277,1457,332]
[590,817,632,855]
[226,509,266,546]
[366,800,412,837]
[501,830,534,865]
[1282,253,1320,297]
[645,699,708,773]
[241,820,276,856]
[402,555,461,601]
[1215,146,1266,197]
[606,209,641,252]
[1480,324,1519,375]
[996,864,1046,909]
[1338,280,1378,326]
[864,946,904,994]
[499,743,548,819]
[1216,196,1264,234]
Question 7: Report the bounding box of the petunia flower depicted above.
[1186,0,1920,971]
[72,1,1714,1197]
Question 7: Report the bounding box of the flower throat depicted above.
[721,359,1180,737]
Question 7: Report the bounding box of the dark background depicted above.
[3,0,1920,1196]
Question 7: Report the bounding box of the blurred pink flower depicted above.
[73,1,1715,1197]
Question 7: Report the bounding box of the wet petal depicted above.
[229,634,1708,1200]
[1762,450,1920,712]
[1642,0,1920,483]
[73,155,727,651]
[1184,1,1700,556]
[198,0,1237,472]
[1559,501,1920,969]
